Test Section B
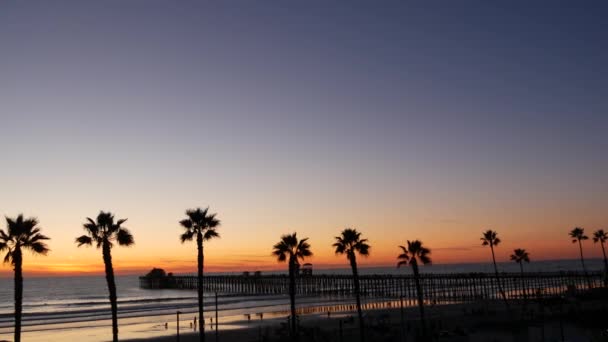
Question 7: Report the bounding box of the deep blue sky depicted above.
[0,1,607,270]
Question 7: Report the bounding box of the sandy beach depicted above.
[122,296,608,342]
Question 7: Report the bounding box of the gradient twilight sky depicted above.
[1,1,607,276]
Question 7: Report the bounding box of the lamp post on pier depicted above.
[177,311,182,342]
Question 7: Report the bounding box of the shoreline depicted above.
[121,296,608,342]
[3,293,608,341]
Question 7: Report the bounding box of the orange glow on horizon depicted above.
[2,236,604,278]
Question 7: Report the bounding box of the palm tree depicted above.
[480,230,509,306]
[333,228,370,342]
[179,207,220,342]
[592,229,608,286]
[569,227,592,288]
[0,215,50,342]
[75,211,134,342]
[510,248,530,275]
[510,248,530,299]
[272,233,312,339]
[397,240,431,338]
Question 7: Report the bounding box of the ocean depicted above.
[0,259,604,341]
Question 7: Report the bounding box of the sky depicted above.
[1,1,607,276]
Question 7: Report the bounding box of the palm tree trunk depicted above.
[288,257,297,339]
[197,232,205,342]
[578,240,592,289]
[490,244,509,308]
[412,260,427,339]
[601,242,608,287]
[102,242,119,342]
[519,262,527,304]
[349,256,365,342]
[13,246,23,342]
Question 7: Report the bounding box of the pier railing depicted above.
[140,271,604,303]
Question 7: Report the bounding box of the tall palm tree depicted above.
[179,207,220,342]
[333,228,370,342]
[569,227,592,288]
[510,248,530,299]
[75,211,134,342]
[272,232,312,339]
[592,229,608,286]
[0,215,50,342]
[397,240,431,338]
[480,230,509,306]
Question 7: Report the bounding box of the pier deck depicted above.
[140,272,604,303]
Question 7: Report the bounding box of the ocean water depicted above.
[0,259,604,341]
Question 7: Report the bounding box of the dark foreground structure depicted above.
[140,271,604,303]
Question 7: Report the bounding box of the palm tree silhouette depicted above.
[510,248,530,275]
[510,248,530,299]
[333,228,370,342]
[569,227,592,288]
[592,229,608,286]
[480,230,509,306]
[180,207,220,342]
[397,240,431,338]
[75,211,134,342]
[0,215,50,342]
[272,232,312,339]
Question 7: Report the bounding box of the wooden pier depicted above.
[140,271,604,303]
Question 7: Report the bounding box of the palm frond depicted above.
[283,233,298,249]
[357,242,370,256]
[273,233,311,263]
[5,216,16,233]
[398,241,432,267]
[272,242,288,262]
[186,207,207,225]
[397,253,409,260]
[334,228,369,258]
[83,222,99,236]
[116,228,135,246]
[3,250,12,264]
[0,229,10,242]
[593,229,607,243]
[333,241,346,255]
[29,242,50,255]
[180,230,195,243]
[97,211,114,229]
[397,260,408,268]
[75,235,93,247]
[25,233,50,245]
[296,237,312,259]
[203,229,220,241]
[205,213,220,228]
[419,253,432,265]
[569,227,588,241]
[179,219,193,229]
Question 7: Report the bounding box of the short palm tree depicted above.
[569,227,592,288]
[510,248,530,299]
[179,207,220,342]
[272,233,312,339]
[333,228,370,342]
[480,230,509,306]
[397,240,431,337]
[510,248,530,275]
[592,229,608,286]
[75,211,134,342]
[0,215,50,342]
